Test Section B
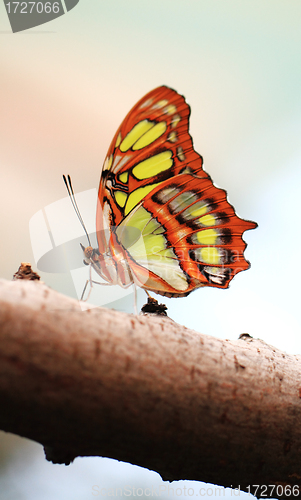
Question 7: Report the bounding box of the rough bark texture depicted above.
[0,278,301,499]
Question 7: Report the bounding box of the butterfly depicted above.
[80,86,257,299]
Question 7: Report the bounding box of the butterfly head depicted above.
[81,242,94,263]
[80,242,102,269]
[80,241,122,286]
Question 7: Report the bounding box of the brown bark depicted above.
[0,278,301,499]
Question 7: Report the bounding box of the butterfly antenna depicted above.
[63,174,92,247]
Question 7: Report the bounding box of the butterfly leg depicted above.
[80,264,113,303]
[80,279,90,301]
[80,263,98,302]
[133,284,138,315]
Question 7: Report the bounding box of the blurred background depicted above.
[0,1,300,498]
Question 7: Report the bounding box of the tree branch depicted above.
[0,278,301,498]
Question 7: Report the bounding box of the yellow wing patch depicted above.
[115,190,127,208]
[117,206,165,249]
[152,99,169,109]
[193,229,218,245]
[120,120,154,152]
[119,120,167,152]
[168,131,177,143]
[200,247,221,265]
[197,214,216,226]
[116,205,188,292]
[171,114,181,128]
[177,146,185,161]
[115,133,122,148]
[133,122,167,150]
[164,104,177,115]
[117,206,153,248]
[118,171,129,183]
[132,151,173,180]
[181,201,208,220]
[125,182,162,215]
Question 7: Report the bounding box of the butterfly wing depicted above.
[96,86,208,254]
[114,173,256,297]
[96,86,257,296]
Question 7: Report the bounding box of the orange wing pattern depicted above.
[97,87,208,234]
[91,86,256,297]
